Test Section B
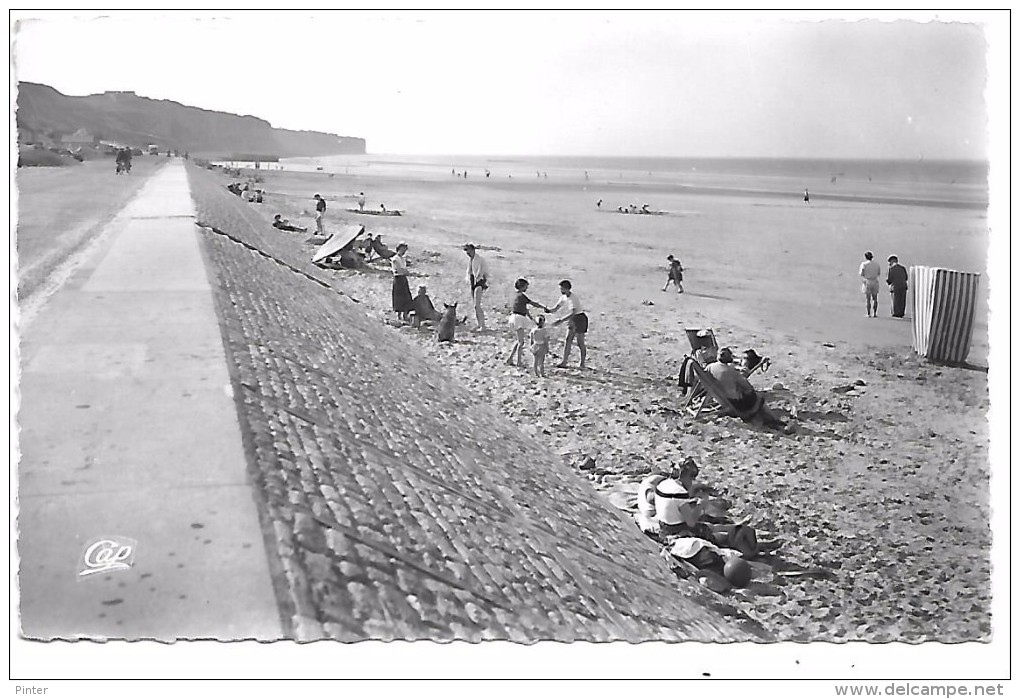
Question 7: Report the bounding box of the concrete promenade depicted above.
[17,161,282,639]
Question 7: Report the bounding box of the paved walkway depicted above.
[17,161,282,640]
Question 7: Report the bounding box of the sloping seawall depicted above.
[186,164,767,642]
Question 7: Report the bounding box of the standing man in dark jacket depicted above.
[886,255,909,318]
[313,193,327,237]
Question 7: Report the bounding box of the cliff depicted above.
[16,82,365,157]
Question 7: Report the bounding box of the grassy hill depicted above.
[16,82,365,157]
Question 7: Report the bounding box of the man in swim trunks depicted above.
[548,279,589,369]
[859,250,881,318]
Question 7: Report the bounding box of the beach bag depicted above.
[677,357,695,394]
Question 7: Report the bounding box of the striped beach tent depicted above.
[910,265,981,365]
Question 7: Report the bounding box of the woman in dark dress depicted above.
[391,243,414,323]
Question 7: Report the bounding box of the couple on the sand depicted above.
[505,277,589,373]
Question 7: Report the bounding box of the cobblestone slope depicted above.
[187,165,766,642]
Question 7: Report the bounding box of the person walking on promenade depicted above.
[357,192,366,212]
[391,242,414,324]
[463,243,490,332]
[886,255,909,318]
[859,250,882,318]
[549,280,589,370]
[506,278,548,367]
[663,254,684,293]
[804,188,810,203]
[313,193,327,236]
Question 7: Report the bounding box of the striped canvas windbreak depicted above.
[910,265,981,365]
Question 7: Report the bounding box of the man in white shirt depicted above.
[463,243,490,331]
[549,279,589,369]
[859,250,882,318]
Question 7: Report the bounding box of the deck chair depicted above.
[685,328,718,353]
[687,361,761,422]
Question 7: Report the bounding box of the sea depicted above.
[215,154,989,209]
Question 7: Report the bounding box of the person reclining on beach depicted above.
[410,286,444,327]
[706,348,784,428]
[272,214,307,233]
[371,236,397,260]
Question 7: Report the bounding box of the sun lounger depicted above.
[686,361,762,422]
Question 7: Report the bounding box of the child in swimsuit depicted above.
[530,316,551,377]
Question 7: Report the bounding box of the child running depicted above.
[663,254,684,293]
[530,315,551,377]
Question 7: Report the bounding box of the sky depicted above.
[10,10,999,159]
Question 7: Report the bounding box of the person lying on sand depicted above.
[707,348,784,428]
[272,214,307,233]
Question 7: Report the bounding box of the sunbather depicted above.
[272,214,307,233]
[411,286,444,327]
[706,348,783,427]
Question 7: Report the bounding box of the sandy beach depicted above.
[208,157,992,642]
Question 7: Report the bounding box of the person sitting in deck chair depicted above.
[371,235,397,260]
[706,348,784,427]
[272,214,307,233]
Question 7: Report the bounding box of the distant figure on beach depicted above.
[585,171,589,181]
[273,214,307,233]
[452,168,456,176]
[530,316,551,377]
[859,251,882,318]
[804,189,810,203]
[313,194,327,236]
[663,255,684,293]
[641,203,651,214]
[380,203,387,213]
[463,243,490,332]
[544,172,548,179]
[597,199,602,209]
[485,168,491,178]
[506,278,548,368]
[886,255,909,318]
[707,348,784,428]
[357,192,366,211]
[548,279,588,369]
[391,242,413,324]
[464,170,468,179]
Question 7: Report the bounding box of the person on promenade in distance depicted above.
[357,191,366,212]
[506,278,548,368]
[859,250,882,318]
[548,279,589,370]
[804,188,810,203]
[662,255,684,293]
[391,242,413,324]
[530,315,551,377]
[272,214,307,233]
[463,243,490,332]
[707,348,784,428]
[886,255,909,318]
[313,194,327,236]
